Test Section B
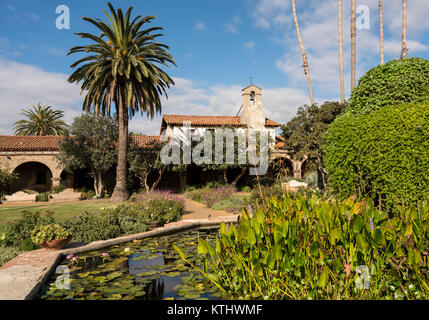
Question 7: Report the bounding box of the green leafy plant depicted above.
[52,184,67,194]
[31,224,71,246]
[323,101,429,213]
[211,196,247,213]
[184,194,429,300]
[2,211,55,249]
[36,192,51,202]
[349,57,429,115]
[143,199,184,225]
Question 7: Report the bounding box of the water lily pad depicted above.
[106,271,123,281]
[165,272,180,277]
[183,292,201,299]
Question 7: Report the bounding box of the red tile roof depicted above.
[161,114,281,129]
[0,135,63,151]
[0,135,160,151]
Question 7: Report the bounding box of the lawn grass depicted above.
[0,200,124,233]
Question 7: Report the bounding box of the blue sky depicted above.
[1,0,428,135]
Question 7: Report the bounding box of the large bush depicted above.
[349,57,429,114]
[323,102,429,212]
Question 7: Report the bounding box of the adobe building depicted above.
[0,85,307,194]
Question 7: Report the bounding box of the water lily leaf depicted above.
[165,272,180,277]
[77,272,90,278]
[106,294,122,300]
[183,292,200,299]
[106,271,123,281]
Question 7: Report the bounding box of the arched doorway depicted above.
[270,157,294,180]
[12,162,53,193]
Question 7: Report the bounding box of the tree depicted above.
[280,101,347,190]
[57,113,118,197]
[401,0,408,59]
[291,0,315,105]
[68,3,175,201]
[13,103,67,136]
[379,0,384,65]
[338,0,345,103]
[0,167,17,196]
[128,138,167,193]
[351,0,356,91]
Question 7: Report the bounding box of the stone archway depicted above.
[12,162,53,193]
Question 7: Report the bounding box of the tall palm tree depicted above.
[291,0,315,105]
[379,0,384,65]
[338,0,345,103]
[401,0,408,59]
[351,0,356,91]
[13,103,67,136]
[68,3,175,201]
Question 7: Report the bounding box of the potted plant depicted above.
[31,224,72,250]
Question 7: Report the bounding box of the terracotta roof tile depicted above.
[0,135,63,151]
[161,114,281,128]
[0,135,161,151]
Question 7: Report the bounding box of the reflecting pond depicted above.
[38,228,222,300]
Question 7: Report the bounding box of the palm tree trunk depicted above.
[379,0,384,65]
[401,0,408,59]
[351,0,356,91]
[292,0,315,105]
[112,85,129,201]
[338,0,345,103]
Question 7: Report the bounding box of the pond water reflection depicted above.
[39,228,221,300]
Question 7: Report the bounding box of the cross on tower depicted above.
[249,76,253,85]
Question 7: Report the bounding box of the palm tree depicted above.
[401,0,408,59]
[291,0,315,105]
[351,0,356,91]
[68,3,175,201]
[13,103,67,136]
[379,0,384,65]
[338,0,345,103]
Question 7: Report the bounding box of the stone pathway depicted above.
[0,198,239,300]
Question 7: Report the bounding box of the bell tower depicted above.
[240,84,265,129]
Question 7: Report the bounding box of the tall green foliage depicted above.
[323,102,429,212]
[57,113,118,197]
[68,3,175,201]
[13,103,68,136]
[349,58,429,114]
[184,194,429,300]
[281,101,347,189]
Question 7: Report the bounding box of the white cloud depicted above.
[0,58,309,135]
[244,41,256,51]
[194,21,206,31]
[224,16,242,34]
[0,58,83,135]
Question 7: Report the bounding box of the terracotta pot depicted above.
[41,237,72,250]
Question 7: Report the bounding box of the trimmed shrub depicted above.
[61,211,122,243]
[349,57,429,114]
[143,199,184,225]
[201,186,236,208]
[323,102,429,212]
[211,196,246,213]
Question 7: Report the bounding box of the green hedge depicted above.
[349,57,429,114]
[323,102,429,212]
